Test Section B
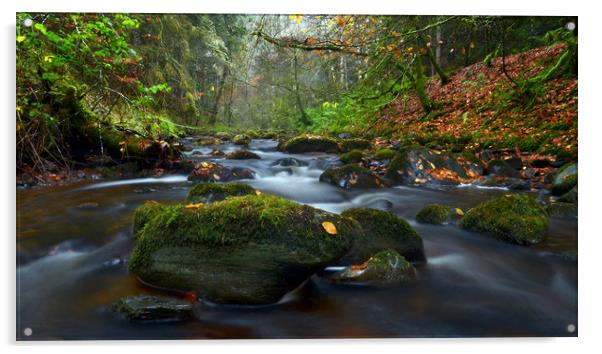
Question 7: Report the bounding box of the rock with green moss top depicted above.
[225,150,261,160]
[416,204,463,225]
[373,148,396,160]
[385,146,482,185]
[339,149,364,164]
[214,132,232,141]
[128,195,360,305]
[232,134,251,146]
[320,164,384,189]
[133,201,171,237]
[459,194,549,245]
[546,202,577,218]
[112,295,192,322]
[279,134,340,153]
[339,138,371,152]
[186,182,255,204]
[197,137,223,145]
[327,249,417,286]
[558,185,577,203]
[551,163,577,196]
[188,162,255,182]
[340,208,425,263]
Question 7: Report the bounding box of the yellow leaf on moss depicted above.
[185,202,204,209]
[16,35,26,43]
[455,208,464,216]
[321,221,337,235]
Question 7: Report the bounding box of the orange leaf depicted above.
[185,203,204,209]
[321,221,337,235]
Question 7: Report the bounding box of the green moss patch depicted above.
[339,149,364,164]
[279,134,340,153]
[416,204,458,225]
[339,138,371,152]
[186,182,256,204]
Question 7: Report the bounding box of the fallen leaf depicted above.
[185,203,204,209]
[322,221,337,235]
[455,208,464,216]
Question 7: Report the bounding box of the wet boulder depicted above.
[558,185,577,204]
[385,146,482,185]
[232,134,251,146]
[133,201,170,237]
[551,162,577,196]
[279,134,340,153]
[339,149,364,164]
[459,194,549,245]
[503,155,523,170]
[416,204,464,225]
[188,161,254,182]
[272,157,308,167]
[319,164,384,189]
[225,150,261,160]
[338,138,371,152]
[486,159,519,177]
[197,137,223,146]
[215,132,232,141]
[340,208,425,263]
[112,295,192,322]
[326,249,417,286]
[128,195,360,305]
[186,182,256,204]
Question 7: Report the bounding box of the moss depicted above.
[225,150,261,160]
[340,207,425,263]
[112,295,192,322]
[416,204,454,225]
[551,163,577,196]
[186,182,255,204]
[197,137,223,145]
[132,200,169,238]
[339,138,371,152]
[215,132,232,141]
[328,249,417,286]
[385,145,422,181]
[373,148,396,160]
[339,149,363,164]
[320,164,384,189]
[232,134,251,145]
[459,194,549,245]
[546,202,577,218]
[280,134,340,153]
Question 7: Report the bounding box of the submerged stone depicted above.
[326,249,417,286]
[319,164,384,189]
[186,182,256,204]
[340,208,425,263]
[459,194,549,245]
[112,295,192,322]
[129,195,360,305]
[279,134,340,153]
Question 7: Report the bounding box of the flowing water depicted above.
[16,139,577,340]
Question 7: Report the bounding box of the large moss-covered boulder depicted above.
[112,295,192,323]
[373,148,396,161]
[188,161,254,182]
[133,201,170,237]
[320,164,384,189]
[186,182,256,204]
[339,149,364,164]
[279,134,340,153]
[339,138,371,152]
[340,208,425,263]
[416,204,463,225]
[225,150,261,160]
[459,194,549,245]
[327,249,417,286]
[551,163,577,196]
[129,195,360,305]
[232,134,251,146]
[386,146,482,185]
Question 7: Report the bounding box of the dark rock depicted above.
[188,162,255,182]
[459,194,549,245]
[129,195,360,305]
[225,150,261,160]
[504,155,523,170]
[279,134,340,153]
[320,164,384,189]
[340,208,425,263]
[558,185,577,204]
[531,158,553,168]
[508,179,531,191]
[112,295,192,322]
[186,182,256,204]
[546,202,577,218]
[339,138,371,152]
[486,159,519,177]
[551,163,577,196]
[272,157,308,167]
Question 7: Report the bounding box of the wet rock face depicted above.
[279,134,340,153]
[272,157,308,167]
[225,150,261,160]
[186,182,256,204]
[486,159,519,177]
[128,195,361,305]
[551,162,577,196]
[112,295,192,322]
[385,147,482,186]
[188,162,255,182]
[459,194,549,245]
[340,208,425,264]
[326,249,417,286]
[319,164,385,189]
[416,204,463,225]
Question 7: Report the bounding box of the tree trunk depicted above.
[293,50,311,126]
[413,57,432,113]
[209,68,228,125]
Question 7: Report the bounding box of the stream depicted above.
[16,138,577,340]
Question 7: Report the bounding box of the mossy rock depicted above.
[373,148,396,161]
[558,185,577,204]
[340,208,425,263]
[416,204,463,225]
[225,150,261,160]
[197,137,223,145]
[188,162,255,182]
[319,164,384,189]
[339,138,371,153]
[215,132,232,141]
[186,182,256,204]
[339,149,364,164]
[546,202,577,218]
[133,201,171,238]
[128,195,360,305]
[112,295,192,322]
[232,134,251,146]
[551,163,577,196]
[486,159,519,177]
[459,194,549,245]
[279,134,340,153]
[327,249,417,286]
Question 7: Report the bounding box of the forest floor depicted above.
[373,43,577,161]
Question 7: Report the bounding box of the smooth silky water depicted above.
[16,139,577,339]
